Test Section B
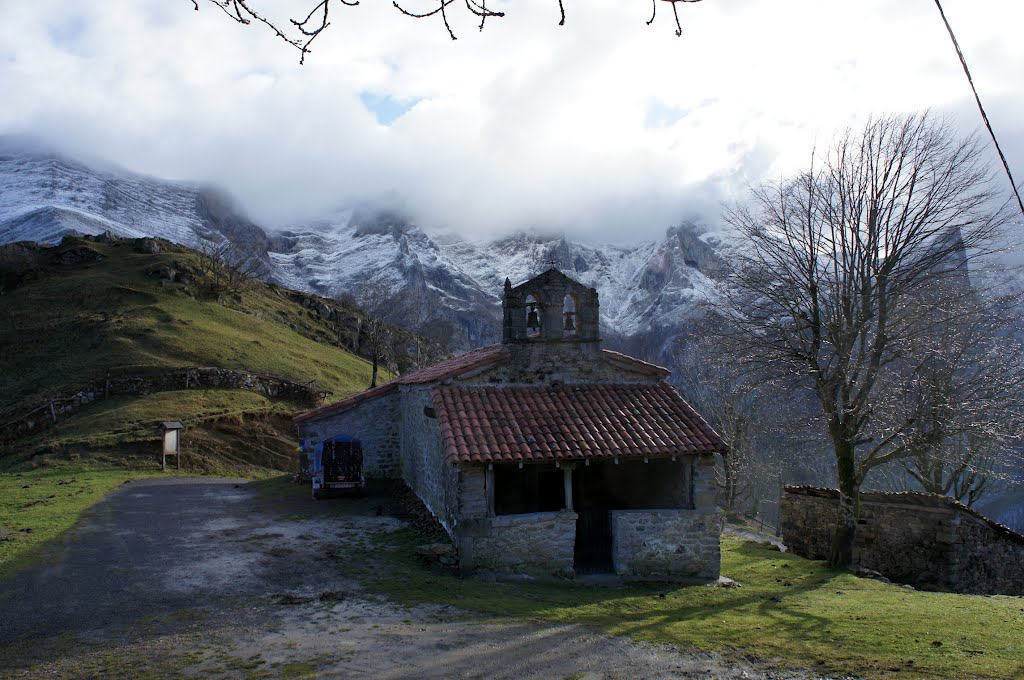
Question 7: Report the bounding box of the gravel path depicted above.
[0,478,797,679]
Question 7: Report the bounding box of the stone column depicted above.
[541,298,563,341]
[562,464,575,511]
[692,454,718,512]
[486,464,495,517]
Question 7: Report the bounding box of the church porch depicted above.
[455,454,721,580]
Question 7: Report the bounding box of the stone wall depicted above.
[459,466,488,519]
[781,486,1024,595]
[692,454,718,512]
[399,385,460,535]
[611,510,722,580]
[470,511,578,577]
[298,392,401,479]
[2,367,323,444]
[103,367,322,403]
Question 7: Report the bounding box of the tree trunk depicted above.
[370,355,379,388]
[829,442,859,568]
[722,456,738,516]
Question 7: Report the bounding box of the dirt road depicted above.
[0,478,788,679]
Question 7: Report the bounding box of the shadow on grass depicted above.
[360,531,1022,679]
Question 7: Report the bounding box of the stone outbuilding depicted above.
[295,269,727,579]
[782,486,1024,595]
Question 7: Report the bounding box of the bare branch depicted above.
[191,0,706,57]
[392,0,457,40]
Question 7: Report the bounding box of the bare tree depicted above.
[673,331,765,517]
[343,279,403,388]
[887,275,1024,506]
[674,322,833,526]
[720,112,1014,568]
[904,433,997,506]
[193,237,269,300]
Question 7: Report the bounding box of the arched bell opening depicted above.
[562,293,578,337]
[525,293,542,338]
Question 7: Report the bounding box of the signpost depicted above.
[159,421,184,471]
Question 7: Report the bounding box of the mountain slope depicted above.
[0,234,384,472]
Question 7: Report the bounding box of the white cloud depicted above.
[0,0,1021,243]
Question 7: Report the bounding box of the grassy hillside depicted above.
[0,235,385,471]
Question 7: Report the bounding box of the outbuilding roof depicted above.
[432,382,726,465]
[293,345,510,424]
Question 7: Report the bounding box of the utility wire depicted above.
[933,0,1024,218]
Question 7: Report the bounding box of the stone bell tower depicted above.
[502,269,600,348]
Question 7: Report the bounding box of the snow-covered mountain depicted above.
[268,211,724,354]
[0,136,267,250]
[0,139,725,359]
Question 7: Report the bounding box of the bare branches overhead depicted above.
[647,0,705,37]
[194,0,357,64]
[191,0,704,59]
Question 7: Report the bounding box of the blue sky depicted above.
[359,92,420,126]
[1,0,1022,242]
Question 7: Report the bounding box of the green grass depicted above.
[0,466,168,578]
[362,529,1024,679]
[0,237,382,423]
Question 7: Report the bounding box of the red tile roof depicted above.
[294,345,510,424]
[432,382,726,464]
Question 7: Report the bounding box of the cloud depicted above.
[0,0,1022,244]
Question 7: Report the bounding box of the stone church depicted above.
[295,269,726,579]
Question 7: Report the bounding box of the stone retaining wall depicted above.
[611,509,721,580]
[781,486,1024,595]
[469,511,578,577]
[105,367,322,402]
[1,367,323,444]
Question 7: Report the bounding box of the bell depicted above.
[563,311,576,331]
[527,304,541,331]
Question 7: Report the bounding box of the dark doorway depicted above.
[572,465,614,573]
[574,508,613,573]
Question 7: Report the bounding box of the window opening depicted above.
[494,464,565,515]
[562,293,577,337]
[525,294,541,337]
